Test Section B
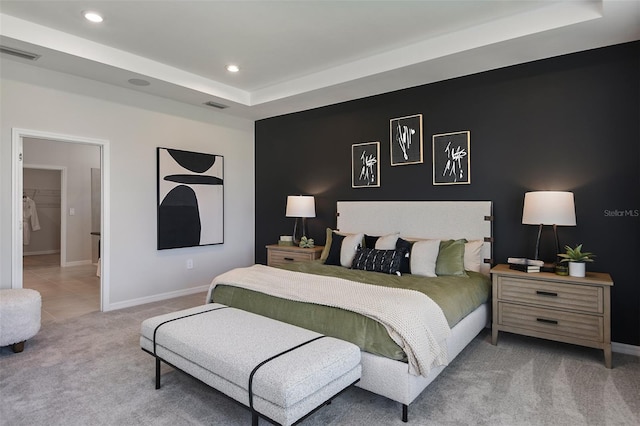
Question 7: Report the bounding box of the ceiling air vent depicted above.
[0,45,41,61]
[203,101,228,110]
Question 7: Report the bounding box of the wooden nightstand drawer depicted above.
[266,245,323,267]
[491,264,613,368]
[498,302,604,342]
[269,249,316,266]
[497,277,603,314]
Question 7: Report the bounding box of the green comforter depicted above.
[210,261,490,361]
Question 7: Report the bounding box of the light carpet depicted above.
[1,294,638,425]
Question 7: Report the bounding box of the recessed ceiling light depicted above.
[226,64,240,73]
[83,11,103,23]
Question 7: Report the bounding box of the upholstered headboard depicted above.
[336,201,493,275]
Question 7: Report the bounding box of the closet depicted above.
[22,169,62,257]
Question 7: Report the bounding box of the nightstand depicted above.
[266,244,324,267]
[491,264,613,368]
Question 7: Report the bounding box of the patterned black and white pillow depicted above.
[351,247,403,275]
[325,231,365,267]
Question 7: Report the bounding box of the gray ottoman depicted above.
[140,304,361,425]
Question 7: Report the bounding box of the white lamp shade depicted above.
[286,195,316,218]
[522,191,576,226]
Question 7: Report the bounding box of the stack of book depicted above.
[507,257,544,272]
[278,235,294,246]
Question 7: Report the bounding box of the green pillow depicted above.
[435,239,468,276]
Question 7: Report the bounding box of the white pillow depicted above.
[464,240,484,272]
[374,233,400,250]
[340,233,365,267]
[409,240,440,277]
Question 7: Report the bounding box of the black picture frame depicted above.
[352,141,380,188]
[390,114,423,166]
[432,131,470,185]
[157,148,224,249]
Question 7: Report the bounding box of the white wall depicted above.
[1,60,255,308]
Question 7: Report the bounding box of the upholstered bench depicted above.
[0,288,41,353]
[140,304,361,425]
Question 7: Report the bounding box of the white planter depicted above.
[569,262,586,277]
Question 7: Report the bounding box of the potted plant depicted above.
[558,244,596,277]
[299,236,315,248]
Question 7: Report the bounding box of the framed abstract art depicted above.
[352,141,380,188]
[390,114,423,166]
[157,148,224,249]
[432,131,470,185]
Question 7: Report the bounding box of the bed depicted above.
[207,201,493,421]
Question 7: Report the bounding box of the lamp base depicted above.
[291,217,308,246]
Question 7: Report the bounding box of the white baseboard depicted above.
[63,259,93,267]
[23,250,60,256]
[104,284,210,312]
[612,341,640,357]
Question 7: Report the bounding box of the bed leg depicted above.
[402,404,408,422]
[155,357,161,389]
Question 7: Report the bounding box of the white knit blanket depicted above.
[207,264,451,377]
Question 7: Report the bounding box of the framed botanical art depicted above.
[157,148,224,249]
[432,131,470,185]
[390,114,423,166]
[352,141,380,188]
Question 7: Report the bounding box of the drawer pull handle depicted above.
[536,318,558,325]
[536,290,558,297]
[284,257,295,261]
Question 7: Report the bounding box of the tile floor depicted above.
[23,254,100,325]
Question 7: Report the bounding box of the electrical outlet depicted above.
[186,259,193,269]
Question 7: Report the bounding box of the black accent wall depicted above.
[255,42,640,346]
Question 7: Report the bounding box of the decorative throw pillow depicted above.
[396,238,414,274]
[364,233,399,249]
[351,247,403,275]
[464,240,484,272]
[340,233,364,267]
[436,239,468,276]
[324,232,345,266]
[320,228,334,261]
[364,234,378,249]
[409,240,440,277]
[374,233,399,249]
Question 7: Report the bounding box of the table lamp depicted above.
[286,195,315,245]
[522,191,576,262]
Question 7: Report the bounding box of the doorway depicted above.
[22,152,99,322]
[11,128,111,313]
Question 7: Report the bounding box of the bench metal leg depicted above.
[402,404,408,422]
[155,357,161,389]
